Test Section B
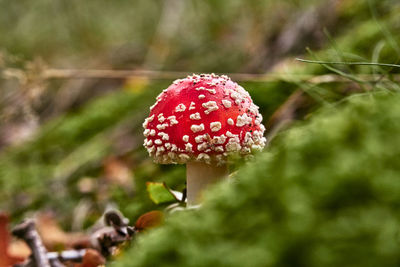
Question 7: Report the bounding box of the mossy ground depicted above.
[1,0,400,265]
[116,93,400,267]
[1,0,400,224]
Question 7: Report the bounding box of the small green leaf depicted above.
[146,182,177,204]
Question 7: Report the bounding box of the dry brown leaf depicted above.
[74,249,105,267]
[103,156,134,189]
[134,211,164,232]
[36,212,90,250]
[7,240,31,261]
[0,213,26,266]
[0,213,10,267]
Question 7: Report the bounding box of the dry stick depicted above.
[15,250,86,267]
[12,219,51,267]
[47,250,86,262]
[11,211,130,266]
[41,69,400,83]
[2,67,400,83]
[96,210,135,257]
[26,69,400,85]
[33,69,400,83]
[14,261,35,267]
[42,69,267,81]
[104,210,133,236]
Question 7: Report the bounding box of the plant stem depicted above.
[186,162,228,206]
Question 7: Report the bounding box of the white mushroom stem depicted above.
[186,161,228,206]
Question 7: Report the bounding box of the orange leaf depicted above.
[103,156,134,189]
[0,213,26,267]
[74,249,105,267]
[36,212,90,250]
[134,211,164,232]
[0,213,11,267]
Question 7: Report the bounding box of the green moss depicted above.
[0,84,165,218]
[116,93,400,267]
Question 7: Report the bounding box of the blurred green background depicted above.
[1,0,400,264]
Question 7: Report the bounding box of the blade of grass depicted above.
[296,58,400,69]
[303,49,370,92]
[368,0,400,57]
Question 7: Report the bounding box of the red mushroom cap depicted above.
[143,73,266,164]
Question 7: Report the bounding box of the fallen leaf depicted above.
[0,213,26,266]
[146,182,179,204]
[0,213,10,267]
[36,212,90,250]
[7,241,30,262]
[134,211,164,232]
[74,249,105,267]
[103,156,134,189]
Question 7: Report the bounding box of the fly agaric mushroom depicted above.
[143,74,266,206]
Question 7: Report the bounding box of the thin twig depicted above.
[41,69,268,81]
[12,220,51,267]
[14,250,87,267]
[2,67,400,84]
[11,210,133,267]
[46,250,86,262]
